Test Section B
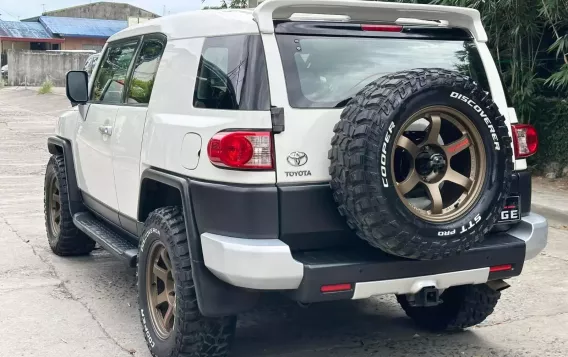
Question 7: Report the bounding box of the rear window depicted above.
[277,35,490,108]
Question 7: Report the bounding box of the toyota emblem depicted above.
[287,151,308,167]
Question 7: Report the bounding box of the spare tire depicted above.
[329,68,513,260]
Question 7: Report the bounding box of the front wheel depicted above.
[44,155,95,256]
[397,283,501,332]
[137,206,236,357]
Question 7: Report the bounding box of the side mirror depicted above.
[66,71,89,106]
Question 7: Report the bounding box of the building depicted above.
[23,1,160,22]
[38,16,128,51]
[21,2,159,52]
[1,2,158,67]
[0,20,64,66]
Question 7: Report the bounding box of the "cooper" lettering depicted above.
[381,122,396,187]
[141,309,155,348]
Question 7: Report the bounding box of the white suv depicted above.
[45,1,547,356]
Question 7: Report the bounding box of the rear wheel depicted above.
[397,283,501,332]
[138,207,236,357]
[44,155,95,256]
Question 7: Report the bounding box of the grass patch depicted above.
[38,79,54,94]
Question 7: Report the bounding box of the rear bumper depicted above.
[201,213,547,302]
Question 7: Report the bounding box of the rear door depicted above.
[112,34,166,233]
[265,22,496,184]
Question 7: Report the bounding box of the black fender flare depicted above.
[47,136,85,215]
[139,168,259,317]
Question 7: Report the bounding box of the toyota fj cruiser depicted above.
[44,1,547,356]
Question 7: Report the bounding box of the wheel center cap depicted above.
[415,148,447,177]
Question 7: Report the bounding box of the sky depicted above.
[0,0,222,21]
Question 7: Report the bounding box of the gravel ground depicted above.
[1,87,567,357]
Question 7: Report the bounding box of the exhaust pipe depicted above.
[487,279,511,292]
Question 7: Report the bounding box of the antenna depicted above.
[163,5,166,16]
[41,3,46,14]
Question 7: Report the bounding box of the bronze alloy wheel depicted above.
[146,241,176,340]
[48,175,61,238]
[391,106,486,223]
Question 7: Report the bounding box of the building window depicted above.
[83,44,103,52]
[126,36,166,104]
[193,35,270,110]
[91,39,139,104]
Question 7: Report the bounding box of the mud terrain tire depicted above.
[138,206,236,357]
[397,283,501,331]
[44,154,95,256]
[329,69,513,260]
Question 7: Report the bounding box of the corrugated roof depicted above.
[39,16,127,38]
[0,20,55,40]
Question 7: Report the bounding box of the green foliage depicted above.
[530,97,568,165]
[38,79,53,95]
[545,63,568,90]
[548,35,568,59]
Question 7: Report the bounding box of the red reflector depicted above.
[321,283,352,293]
[361,24,403,32]
[511,124,538,159]
[490,264,513,273]
[207,131,273,170]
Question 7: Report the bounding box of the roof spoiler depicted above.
[251,0,487,42]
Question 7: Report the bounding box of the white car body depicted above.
[56,1,525,222]
[52,0,545,297]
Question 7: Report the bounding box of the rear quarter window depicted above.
[193,35,270,111]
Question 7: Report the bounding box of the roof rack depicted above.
[252,0,487,42]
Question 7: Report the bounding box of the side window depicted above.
[127,36,166,104]
[91,39,139,104]
[193,35,270,110]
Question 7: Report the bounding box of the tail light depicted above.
[207,131,273,170]
[361,24,403,32]
[511,124,538,158]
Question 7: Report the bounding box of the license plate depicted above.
[497,196,521,223]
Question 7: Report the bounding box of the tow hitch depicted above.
[406,286,442,307]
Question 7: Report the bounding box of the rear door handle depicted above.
[99,125,113,136]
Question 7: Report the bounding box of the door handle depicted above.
[99,125,113,136]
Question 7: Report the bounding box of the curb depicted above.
[531,203,568,223]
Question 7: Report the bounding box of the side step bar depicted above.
[73,212,138,267]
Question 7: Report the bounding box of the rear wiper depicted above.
[334,97,352,108]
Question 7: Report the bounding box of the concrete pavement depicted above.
[1,86,568,357]
[532,178,568,223]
